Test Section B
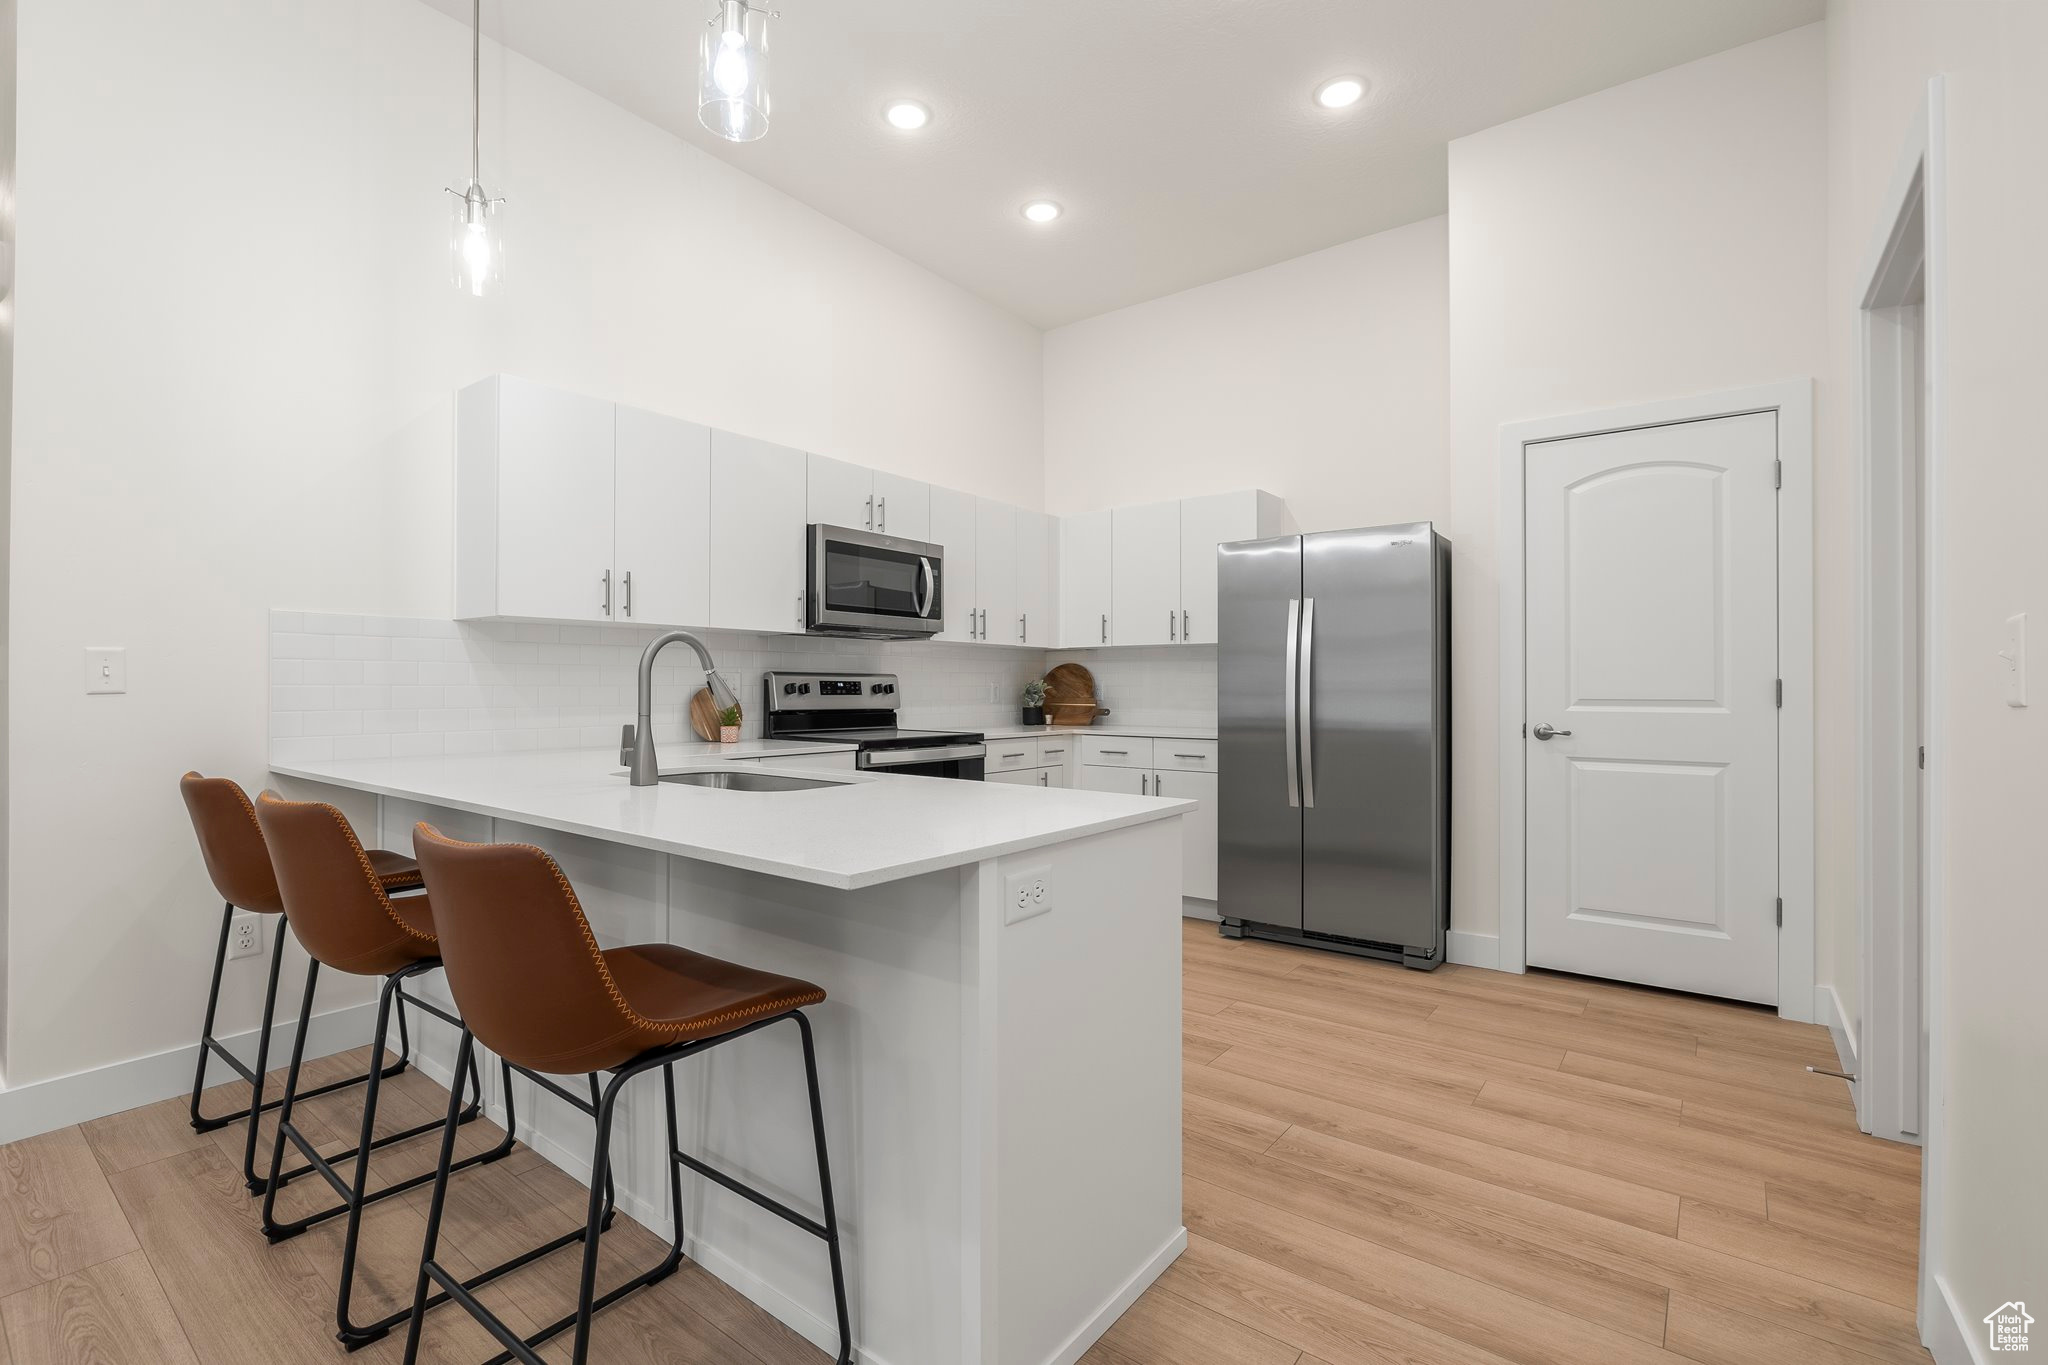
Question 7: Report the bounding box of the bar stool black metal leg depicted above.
[795,1012,854,1365]
[187,902,237,1132]
[232,925,289,1190]
[568,1071,625,1365]
[587,1074,617,1232]
[401,1030,478,1365]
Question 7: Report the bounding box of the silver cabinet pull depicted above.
[1039,770,1048,786]
[601,570,613,617]
[1170,610,1177,641]
[1019,613,1026,642]
[1172,752,1207,760]
[1183,609,1190,640]
[797,593,805,629]
[621,570,633,618]
[877,495,886,531]
[1002,751,1028,759]
[1099,748,1128,755]
[1155,774,1165,796]
[1141,773,1149,795]
[979,607,987,640]
[1101,613,1108,644]
[865,494,874,530]
[1532,723,1574,740]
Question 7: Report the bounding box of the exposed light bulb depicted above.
[450,181,504,297]
[461,223,493,296]
[713,27,751,97]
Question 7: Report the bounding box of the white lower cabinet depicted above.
[1079,745,1218,906]
[1151,769,1219,900]
[986,768,1042,787]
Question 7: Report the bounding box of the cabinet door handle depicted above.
[1099,748,1128,755]
[621,570,633,618]
[1170,610,1177,642]
[1100,613,1108,644]
[1172,752,1207,760]
[601,570,613,617]
[877,496,886,531]
[1183,610,1190,640]
[1142,773,1149,795]
[1155,774,1164,796]
[797,593,805,629]
[979,608,987,639]
[1019,613,1026,642]
[1002,751,1028,759]
[1039,770,1048,786]
[865,495,874,530]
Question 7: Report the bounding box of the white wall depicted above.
[1042,217,1449,528]
[1824,0,2048,1332]
[1446,25,1829,949]
[6,0,1041,1089]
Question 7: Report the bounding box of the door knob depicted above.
[1532,723,1573,741]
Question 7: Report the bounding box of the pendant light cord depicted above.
[470,0,482,185]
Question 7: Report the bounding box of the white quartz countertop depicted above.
[980,723,1219,741]
[271,747,1194,891]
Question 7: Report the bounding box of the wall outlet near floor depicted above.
[229,912,264,960]
[1003,866,1054,925]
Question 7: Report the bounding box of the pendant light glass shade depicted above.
[699,0,771,143]
[450,180,504,297]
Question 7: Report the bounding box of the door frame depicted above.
[1495,380,1816,1023]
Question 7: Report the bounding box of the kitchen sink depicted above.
[654,770,852,792]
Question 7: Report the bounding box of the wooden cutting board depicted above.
[1042,663,1106,726]
[689,688,732,741]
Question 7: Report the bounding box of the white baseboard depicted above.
[1927,1273,1989,1365]
[1448,930,1499,969]
[1180,897,1219,922]
[0,1001,381,1146]
[1040,1226,1186,1365]
[1817,982,1860,1078]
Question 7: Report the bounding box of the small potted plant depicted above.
[1021,678,1048,727]
[718,704,742,744]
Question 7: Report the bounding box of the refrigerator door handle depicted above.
[1299,597,1316,808]
[1284,598,1303,808]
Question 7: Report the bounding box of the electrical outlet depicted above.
[1003,865,1053,925]
[229,912,264,961]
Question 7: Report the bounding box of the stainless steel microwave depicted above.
[806,524,945,639]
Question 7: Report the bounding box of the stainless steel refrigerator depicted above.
[1217,523,1450,967]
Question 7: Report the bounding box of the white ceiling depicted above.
[418,0,1823,328]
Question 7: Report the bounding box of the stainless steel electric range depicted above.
[762,672,986,780]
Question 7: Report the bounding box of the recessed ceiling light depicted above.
[883,99,931,131]
[1314,76,1367,110]
[1021,200,1063,224]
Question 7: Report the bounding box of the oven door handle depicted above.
[859,743,987,769]
[914,557,936,619]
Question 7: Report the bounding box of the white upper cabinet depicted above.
[1112,500,1182,646]
[457,376,616,623]
[1177,490,1291,645]
[711,430,808,634]
[872,470,931,542]
[975,499,1019,645]
[807,454,876,531]
[929,486,979,643]
[1059,510,1113,648]
[614,407,711,629]
[1015,509,1056,647]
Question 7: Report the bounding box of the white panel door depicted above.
[976,499,1018,645]
[872,471,930,542]
[1524,412,1780,1003]
[1078,766,1147,796]
[1112,501,1180,646]
[1059,510,1114,647]
[1015,509,1056,647]
[614,407,710,628]
[929,486,978,642]
[496,379,616,622]
[710,430,808,634]
[1178,492,1255,646]
[1153,768,1218,900]
[807,454,874,531]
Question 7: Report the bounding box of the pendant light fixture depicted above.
[446,0,505,296]
[699,0,775,143]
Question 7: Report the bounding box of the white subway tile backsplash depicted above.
[270,613,1050,763]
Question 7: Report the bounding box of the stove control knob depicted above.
[799,683,812,695]
[870,683,887,694]
[883,684,897,695]
[783,683,800,696]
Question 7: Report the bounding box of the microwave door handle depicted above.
[1284,598,1302,809]
[916,557,936,618]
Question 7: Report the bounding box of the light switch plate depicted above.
[2002,613,2027,708]
[84,646,127,695]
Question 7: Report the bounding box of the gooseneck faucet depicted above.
[624,630,736,786]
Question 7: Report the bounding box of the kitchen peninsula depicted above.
[270,745,1192,1365]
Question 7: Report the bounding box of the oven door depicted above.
[808,524,944,638]
[857,743,986,781]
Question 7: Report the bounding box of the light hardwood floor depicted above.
[0,922,1927,1365]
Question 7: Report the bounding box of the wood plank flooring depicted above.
[0,922,1927,1364]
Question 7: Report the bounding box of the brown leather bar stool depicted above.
[403,824,852,1365]
[179,772,424,1194]
[253,791,530,1350]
